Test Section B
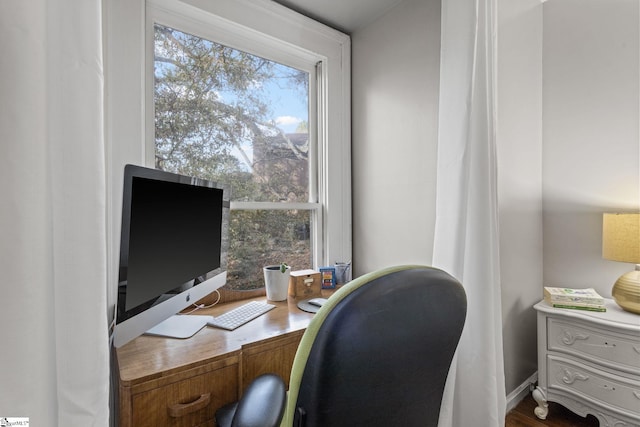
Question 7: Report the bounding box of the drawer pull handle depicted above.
[561,368,588,384]
[168,393,211,418]
[561,331,589,345]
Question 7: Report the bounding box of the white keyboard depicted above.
[207,301,276,330]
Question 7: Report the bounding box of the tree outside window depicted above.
[153,24,313,290]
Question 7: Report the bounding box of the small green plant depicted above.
[280,262,289,273]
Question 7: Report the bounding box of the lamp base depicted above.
[611,266,640,314]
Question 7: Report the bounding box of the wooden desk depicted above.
[116,297,315,427]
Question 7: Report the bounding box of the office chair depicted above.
[215,265,467,427]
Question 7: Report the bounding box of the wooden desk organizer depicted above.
[289,269,321,300]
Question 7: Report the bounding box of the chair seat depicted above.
[215,374,286,427]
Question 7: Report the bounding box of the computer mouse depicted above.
[308,298,328,307]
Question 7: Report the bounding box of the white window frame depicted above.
[106,0,351,294]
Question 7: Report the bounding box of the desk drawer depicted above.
[547,354,640,419]
[548,318,640,373]
[241,330,303,392]
[130,364,238,427]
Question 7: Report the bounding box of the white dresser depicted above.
[533,299,640,426]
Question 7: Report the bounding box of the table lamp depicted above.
[602,213,640,314]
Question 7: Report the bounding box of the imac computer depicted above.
[113,164,230,348]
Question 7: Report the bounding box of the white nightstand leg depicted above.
[532,386,549,420]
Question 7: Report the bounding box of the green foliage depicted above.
[154,24,272,181]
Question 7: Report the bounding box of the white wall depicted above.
[351,0,441,274]
[497,0,544,394]
[105,0,147,314]
[352,0,546,396]
[543,0,640,297]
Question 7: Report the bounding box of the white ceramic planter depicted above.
[263,265,291,301]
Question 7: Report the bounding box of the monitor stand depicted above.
[145,314,213,339]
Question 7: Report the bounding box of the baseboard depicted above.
[506,371,538,413]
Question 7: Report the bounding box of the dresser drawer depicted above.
[130,363,238,427]
[548,318,640,374]
[547,354,640,419]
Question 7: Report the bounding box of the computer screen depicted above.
[113,164,229,347]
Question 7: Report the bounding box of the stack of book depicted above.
[543,287,606,312]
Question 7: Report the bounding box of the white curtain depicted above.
[0,1,110,425]
[433,0,506,426]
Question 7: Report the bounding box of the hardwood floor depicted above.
[506,393,600,427]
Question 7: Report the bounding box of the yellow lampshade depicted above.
[603,213,640,263]
[602,213,640,314]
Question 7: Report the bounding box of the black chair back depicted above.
[292,266,466,427]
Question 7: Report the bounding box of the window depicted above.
[143,1,351,291]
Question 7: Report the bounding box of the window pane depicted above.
[153,24,310,203]
[227,209,312,290]
[153,24,313,290]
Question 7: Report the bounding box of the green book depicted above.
[551,303,606,312]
